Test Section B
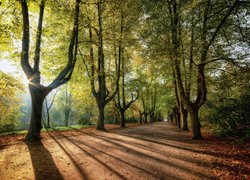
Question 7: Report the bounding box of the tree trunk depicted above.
[65,108,70,127]
[97,104,105,130]
[181,103,189,131]
[139,111,143,124]
[120,110,126,127]
[150,113,154,123]
[189,110,202,139]
[144,114,148,124]
[47,109,50,128]
[114,114,119,125]
[173,107,180,128]
[26,85,46,141]
[182,108,188,131]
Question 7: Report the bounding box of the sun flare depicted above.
[23,77,30,84]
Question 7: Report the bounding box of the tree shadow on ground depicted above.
[48,132,90,180]
[56,128,211,179]
[25,141,63,180]
[49,131,128,180]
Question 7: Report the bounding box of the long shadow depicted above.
[66,136,162,179]
[25,141,63,180]
[54,131,181,180]
[48,132,89,179]
[112,132,227,158]
[115,123,249,160]
[0,145,5,150]
[90,132,212,167]
[120,132,194,144]
[52,131,127,180]
[83,132,213,179]
[71,127,212,168]
[117,132,250,160]
[53,126,213,179]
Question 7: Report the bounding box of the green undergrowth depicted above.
[0,125,93,136]
[44,125,92,131]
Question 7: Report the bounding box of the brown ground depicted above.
[0,122,249,180]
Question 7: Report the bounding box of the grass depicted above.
[43,124,92,131]
[0,124,93,136]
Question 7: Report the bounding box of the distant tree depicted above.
[0,72,23,132]
[114,5,139,127]
[43,89,59,128]
[64,84,72,127]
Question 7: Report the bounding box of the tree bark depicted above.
[181,103,188,131]
[47,109,50,128]
[65,108,70,127]
[144,113,148,124]
[26,85,46,141]
[175,107,181,128]
[120,110,126,127]
[21,0,80,141]
[97,104,105,130]
[45,99,50,128]
[182,108,188,131]
[189,110,202,139]
[139,111,143,124]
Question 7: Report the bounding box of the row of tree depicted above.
[0,0,249,140]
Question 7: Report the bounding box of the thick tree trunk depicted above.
[120,110,126,127]
[181,103,189,131]
[173,107,180,128]
[97,104,105,130]
[26,85,46,141]
[182,108,188,131]
[189,110,202,139]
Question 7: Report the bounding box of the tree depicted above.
[141,0,242,139]
[20,0,80,140]
[171,0,240,139]
[0,72,24,132]
[81,0,121,130]
[113,3,139,128]
[44,89,58,128]
[64,83,72,127]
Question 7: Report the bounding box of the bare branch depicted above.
[33,0,45,73]
[48,0,80,89]
[20,0,33,78]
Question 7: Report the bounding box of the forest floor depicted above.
[0,122,249,180]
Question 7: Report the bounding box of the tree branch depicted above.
[20,0,33,79]
[33,0,45,73]
[48,0,80,89]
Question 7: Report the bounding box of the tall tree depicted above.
[114,4,139,127]
[81,0,121,130]
[20,0,80,140]
[168,0,240,139]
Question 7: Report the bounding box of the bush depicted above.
[208,92,250,137]
[78,114,92,125]
[126,117,139,123]
[0,123,16,133]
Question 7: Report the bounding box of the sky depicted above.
[0,60,28,84]
[0,60,18,73]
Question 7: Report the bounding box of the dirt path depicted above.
[0,122,249,180]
